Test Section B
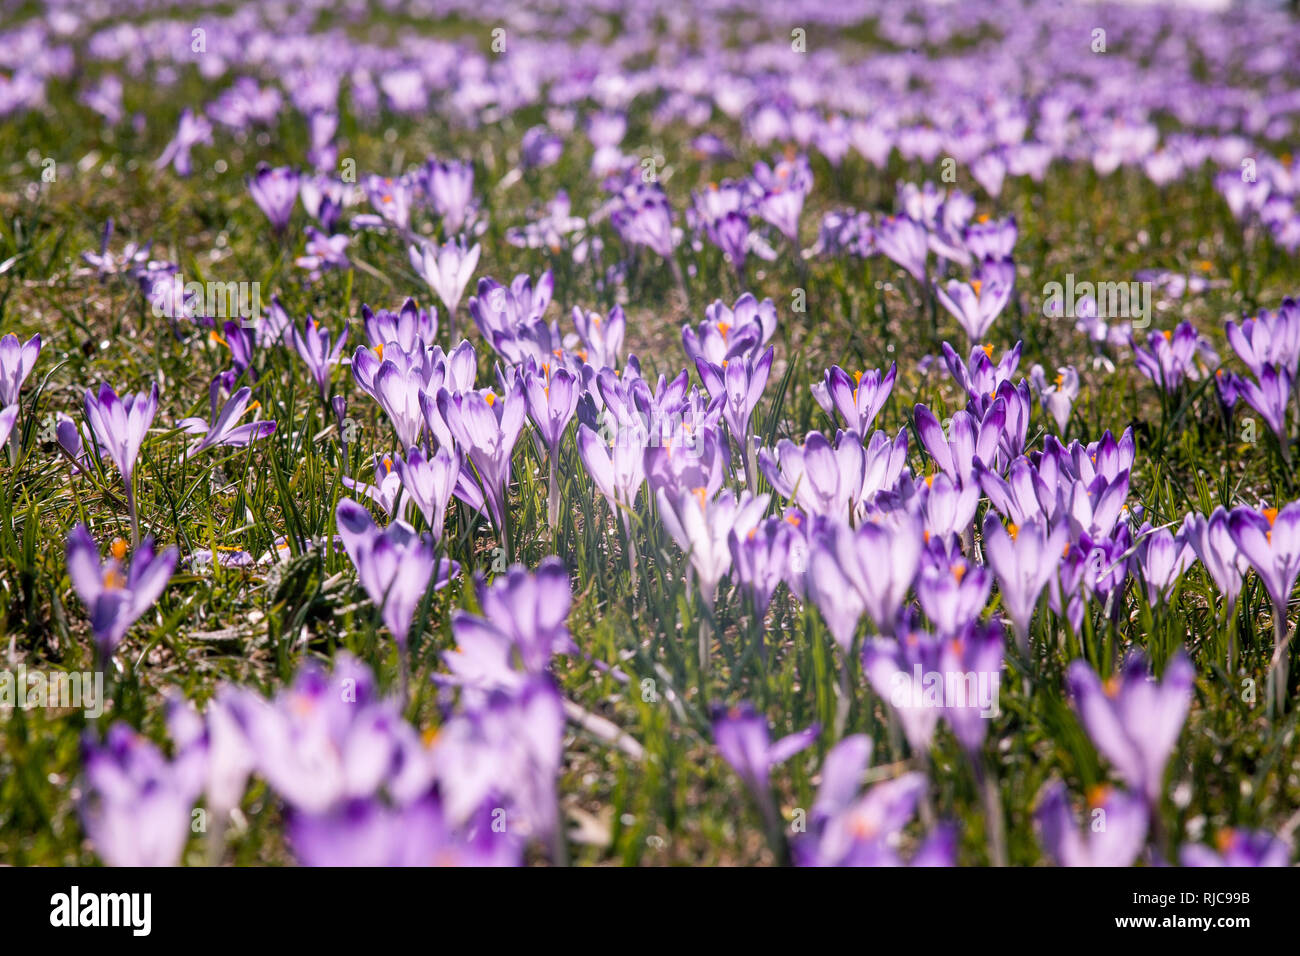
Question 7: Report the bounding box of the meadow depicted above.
[0,0,1298,867]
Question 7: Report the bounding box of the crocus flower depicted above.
[290,316,347,403]
[981,514,1070,650]
[362,299,437,353]
[0,332,40,406]
[1131,323,1210,393]
[0,404,18,453]
[1182,508,1249,614]
[875,214,929,282]
[577,420,647,516]
[1180,829,1292,867]
[154,108,212,177]
[681,294,777,366]
[728,516,793,619]
[810,363,896,436]
[712,702,817,796]
[809,512,924,643]
[524,364,580,528]
[178,385,275,456]
[409,237,480,337]
[862,630,945,750]
[1034,780,1147,867]
[445,557,575,687]
[84,382,159,541]
[295,227,351,281]
[1228,502,1300,616]
[247,164,300,232]
[335,498,457,647]
[917,557,991,636]
[521,126,563,169]
[1236,364,1293,442]
[1067,653,1194,804]
[66,524,177,656]
[694,346,773,456]
[658,487,769,609]
[571,305,626,371]
[80,724,200,867]
[392,445,460,539]
[425,158,476,233]
[914,402,1004,486]
[794,734,940,867]
[1135,523,1193,606]
[436,380,527,535]
[1029,364,1080,434]
[1225,299,1300,379]
[935,257,1015,343]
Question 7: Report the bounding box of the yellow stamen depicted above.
[374,343,384,361]
[982,344,994,358]
[110,537,128,561]
[1087,784,1111,808]
[102,567,126,590]
[971,279,983,297]
[1007,522,1019,541]
[952,562,966,583]
[484,392,497,407]
[692,487,708,511]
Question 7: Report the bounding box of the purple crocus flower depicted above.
[436,381,527,535]
[80,724,201,867]
[1180,829,1292,867]
[712,702,817,796]
[1236,364,1293,442]
[154,108,212,177]
[247,164,300,232]
[572,305,626,371]
[1228,502,1300,618]
[524,364,580,528]
[729,517,793,619]
[0,332,40,406]
[695,346,773,455]
[914,401,1004,486]
[1225,299,1300,379]
[290,316,347,403]
[409,237,480,338]
[444,557,575,690]
[1067,652,1194,804]
[793,734,941,867]
[1182,508,1249,614]
[809,512,924,644]
[609,182,677,260]
[657,487,769,610]
[363,299,437,353]
[66,524,177,656]
[917,556,991,636]
[1034,780,1147,867]
[335,498,458,648]
[392,445,460,540]
[1228,501,1300,711]
[810,363,896,436]
[935,258,1015,343]
[1131,323,1210,393]
[875,214,929,282]
[295,227,351,281]
[981,514,1070,650]
[178,385,276,456]
[862,630,945,750]
[521,126,563,169]
[84,382,159,542]
[425,158,476,233]
[1135,523,1194,606]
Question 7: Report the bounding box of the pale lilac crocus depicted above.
[66,524,177,657]
[524,364,580,529]
[80,724,200,867]
[571,305,626,371]
[1034,780,1147,867]
[1067,652,1194,805]
[1135,524,1194,606]
[84,382,159,545]
[1228,502,1300,712]
[729,517,793,620]
[809,512,924,644]
[392,445,460,540]
[875,214,929,282]
[409,237,480,340]
[335,498,458,650]
[1182,508,1249,615]
[0,332,40,407]
[810,363,896,436]
[178,385,275,457]
[247,164,300,232]
[981,514,1070,651]
[362,299,437,353]
[290,316,347,403]
[935,258,1015,343]
[1180,830,1292,867]
[437,381,526,539]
